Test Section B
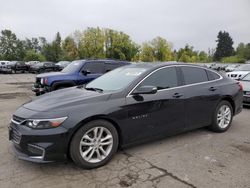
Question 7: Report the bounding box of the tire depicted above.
[210,101,233,133]
[70,120,119,169]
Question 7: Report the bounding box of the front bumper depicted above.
[9,120,69,163]
[243,95,250,106]
[32,84,50,95]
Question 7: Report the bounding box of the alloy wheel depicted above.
[217,105,232,129]
[79,126,113,163]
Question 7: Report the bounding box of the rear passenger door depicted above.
[78,61,105,84]
[179,66,221,130]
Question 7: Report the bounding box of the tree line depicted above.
[0,27,249,63]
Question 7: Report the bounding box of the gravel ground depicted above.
[0,73,249,188]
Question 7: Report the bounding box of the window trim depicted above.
[127,65,222,97]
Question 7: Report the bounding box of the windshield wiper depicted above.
[85,87,103,93]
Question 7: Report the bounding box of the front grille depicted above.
[12,115,25,124]
[12,127,21,144]
[244,91,250,95]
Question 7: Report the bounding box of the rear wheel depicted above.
[70,120,118,169]
[210,101,233,132]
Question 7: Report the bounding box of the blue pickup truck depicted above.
[32,59,130,95]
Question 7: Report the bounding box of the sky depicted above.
[0,0,249,52]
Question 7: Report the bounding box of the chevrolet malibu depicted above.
[9,63,243,169]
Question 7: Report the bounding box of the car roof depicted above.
[127,62,208,70]
[76,59,129,63]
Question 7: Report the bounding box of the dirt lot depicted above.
[0,73,249,188]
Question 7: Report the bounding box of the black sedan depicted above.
[29,62,60,73]
[9,63,243,169]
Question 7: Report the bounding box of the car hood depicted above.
[240,81,250,91]
[36,72,69,78]
[23,87,111,112]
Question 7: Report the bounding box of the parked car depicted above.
[226,64,250,80]
[225,64,240,72]
[210,63,222,71]
[25,61,40,66]
[29,62,60,74]
[240,73,250,106]
[32,59,130,95]
[0,61,12,73]
[56,61,71,71]
[9,63,243,169]
[10,61,30,73]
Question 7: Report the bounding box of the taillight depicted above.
[237,82,243,91]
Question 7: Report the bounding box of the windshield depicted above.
[242,73,250,81]
[86,67,147,91]
[62,61,82,73]
[235,64,250,71]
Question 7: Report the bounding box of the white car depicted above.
[240,73,250,106]
[0,61,11,73]
[226,64,250,80]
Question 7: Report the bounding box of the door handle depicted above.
[172,93,183,98]
[209,87,217,91]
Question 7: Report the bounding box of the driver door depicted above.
[123,66,186,143]
[78,61,105,85]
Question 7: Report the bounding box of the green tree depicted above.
[177,45,199,62]
[62,36,79,61]
[214,31,234,61]
[24,49,46,61]
[0,29,25,60]
[140,42,155,62]
[140,37,173,62]
[41,32,63,62]
[198,51,209,62]
[236,43,250,60]
[23,37,40,52]
[151,37,173,61]
[78,27,105,58]
[104,29,139,61]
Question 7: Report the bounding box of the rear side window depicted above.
[83,62,104,74]
[206,70,220,81]
[181,66,208,85]
[139,67,178,90]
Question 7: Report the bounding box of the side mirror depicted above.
[82,69,91,75]
[132,86,157,95]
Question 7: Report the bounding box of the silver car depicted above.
[240,73,250,106]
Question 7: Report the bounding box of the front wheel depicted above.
[70,120,119,169]
[210,101,233,133]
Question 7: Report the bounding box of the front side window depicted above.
[181,66,208,85]
[82,62,104,74]
[139,67,178,90]
[62,61,82,73]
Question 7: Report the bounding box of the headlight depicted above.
[40,78,48,85]
[25,117,67,129]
